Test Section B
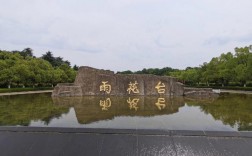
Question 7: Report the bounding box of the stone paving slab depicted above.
[173,136,218,156]
[1,127,249,137]
[138,135,176,156]
[207,137,251,156]
[101,134,138,156]
[0,127,252,156]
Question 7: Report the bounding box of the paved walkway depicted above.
[220,89,252,94]
[0,90,53,96]
[0,127,251,156]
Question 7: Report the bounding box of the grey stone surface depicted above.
[52,66,218,97]
[0,132,37,156]
[184,87,219,98]
[137,129,171,135]
[100,134,138,156]
[0,128,252,156]
[138,135,176,156]
[207,137,251,156]
[172,130,206,136]
[204,131,241,137]
[26,133,72,156]
[61,133,103,156]
[52,66,184,97]
[239,131,252,138]
[173,136,218,156]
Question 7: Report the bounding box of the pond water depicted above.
[0,93,252,131]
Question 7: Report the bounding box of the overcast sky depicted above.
[0,0,252,72]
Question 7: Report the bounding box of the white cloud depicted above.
[0,0,252,71]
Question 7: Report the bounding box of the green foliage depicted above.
[118,67,178,76]
[172,45,252,87]
[186,94,252,131]
[41,51,71,67]
[73,64,79,71]
[1,45,252,88]
[0,48,77,88]
[117,70,133,74]
[117,45,252,87]
[0,93,69,126]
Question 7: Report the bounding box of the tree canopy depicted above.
[0,48,77,88]
[118,45,252,87]
[1,45,252,88]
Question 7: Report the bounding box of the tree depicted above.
[246,53,252,83]
[41,51,55,66]
[117,70,133,74]
[234,46,251,86]
[12,61,31,87]
[59,64,76,82]
[217,52,236,86]
[0,49,76,88]
[41,51,71,67]
[21,48,34,58]
[27,58,53,87]
[235,46,250,65]
[73,65,79,71]
[205,57,220,85]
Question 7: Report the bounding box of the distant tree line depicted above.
[1,45,252,88]
[117,67,179,76]
[0,48,79,88]
[118,45,252,87]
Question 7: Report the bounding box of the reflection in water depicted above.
[127,97,140,111]
[52,96,185,124]
[0,93,252,131]
[99,98,112,111]
[0,94,69,126]
[186,93,252,131]
[155,98,166,110]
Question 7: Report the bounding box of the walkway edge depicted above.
[0,90,53,96]
[0,127,251,138]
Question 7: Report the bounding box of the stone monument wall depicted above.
[52,66,184,97]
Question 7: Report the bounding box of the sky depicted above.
[0,0,252,72]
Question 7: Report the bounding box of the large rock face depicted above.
[52,66,184,97]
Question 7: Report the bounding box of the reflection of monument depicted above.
[52,66,217,97]
[52,96,185,124]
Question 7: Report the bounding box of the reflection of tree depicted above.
[0,93,69,126]
[186,94,252,131]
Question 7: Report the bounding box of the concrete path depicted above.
[220,89,252,94]
[0,127,251,156]
[0,90,53,96]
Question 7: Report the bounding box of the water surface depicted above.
[0,93,252,131]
